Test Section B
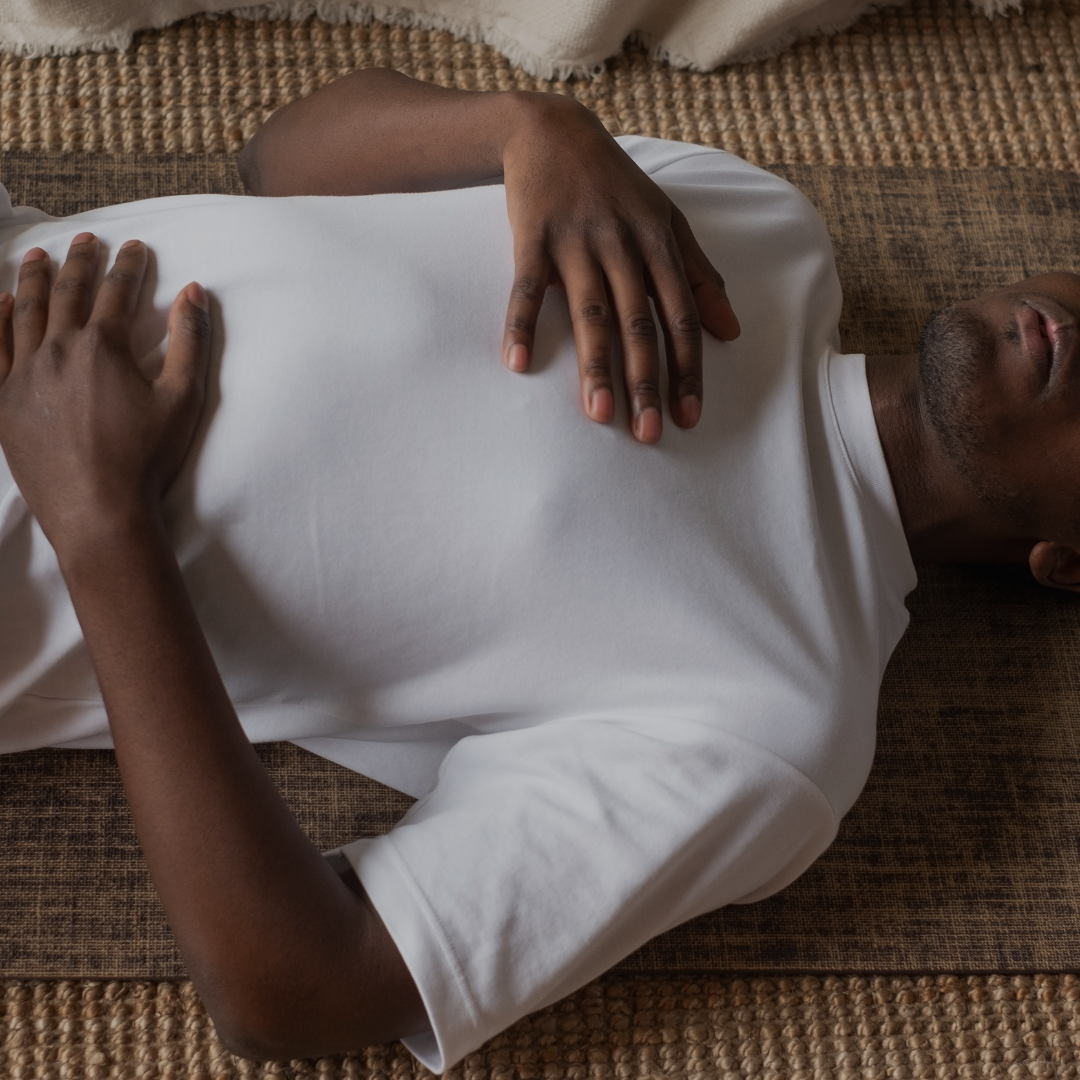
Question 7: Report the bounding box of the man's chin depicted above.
[917,304,992,477]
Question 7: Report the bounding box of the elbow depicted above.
[239,98,313,196]
[188,890,425,1060]
[238,117,307,197]
[201,983,287,1061]
[197,968,411,1063]
[207,992,317,1062]
[213,1025,279,1063]
[199,966,340,1063]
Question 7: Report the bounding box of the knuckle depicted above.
[181,309,211,344]
[629,377,660,401]
[505,315,534,336]
[172,306,210,343]
[17,262,48,285]
[106,265,140,289]
[510,276,545,304]
[582,358,610,381]
[51,276,90,299]
[599,217,636,251]
[669,310,702,338]
[644,229,680,264]
[12,296,41,321]
[692,267,725,291]
[623,313,658,343]
[577,302,610,327]
[40,338,65,370]
[79,323,108,354]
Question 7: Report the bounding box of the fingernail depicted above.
[21,247,46,264]
[120,239,143,252]
[506,343,528,373]
[634,406,661,444]
[588,387,614,423]
[680,395,701,427]
[72,231,95,245]
[186,282,209,311]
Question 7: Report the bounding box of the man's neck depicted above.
[865,353,1034,564]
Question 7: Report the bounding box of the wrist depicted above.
[52,504,171,584]
[499,91,609,175]
[485,90,544,173]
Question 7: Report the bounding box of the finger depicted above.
[0,293,13,383]
[46,231,99,336]
[156,282,211,402]
[646,244,703,430]
[606,257,663,444]
[503,242,551,374]
[670,207,740,341]
[560,256,615,425]
[90,239,149,336]
[12,247,53,362]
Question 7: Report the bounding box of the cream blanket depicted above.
[0,0,1015,77]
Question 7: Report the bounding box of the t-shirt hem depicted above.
[344,833,483,1074]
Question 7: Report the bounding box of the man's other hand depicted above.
[0,234,428,1061]
[0,233,210,559]
[500,95,740,444]
[240,69,740,445]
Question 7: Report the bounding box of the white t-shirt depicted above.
[0,138,916,1071]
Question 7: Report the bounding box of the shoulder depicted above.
[617,135,829,247]
[617,135,813,198]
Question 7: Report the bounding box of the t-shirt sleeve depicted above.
[0,182,53,225]
[341,716,836,1072]
[614,133,735,176]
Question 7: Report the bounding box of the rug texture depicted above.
[1,154,1079,982]
[4,974,1080,1080]
[2,4,1080,1075]
[0,0,1077,170]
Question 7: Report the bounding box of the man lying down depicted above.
[1,69,1078,1069]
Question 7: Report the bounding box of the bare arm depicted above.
[0,236,427,1060]
[241,68,741,443]
[238,66,512,197]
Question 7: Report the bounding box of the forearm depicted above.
[59,518,423,1058]
[239,66,584,196]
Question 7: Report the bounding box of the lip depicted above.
[1020,295,1077,389]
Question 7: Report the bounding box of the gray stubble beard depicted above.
[917,304,1032,526]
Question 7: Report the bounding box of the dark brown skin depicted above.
[239,67,742,443]
[867,271,1080,581]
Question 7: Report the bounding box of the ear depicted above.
[1029,540,1080,591]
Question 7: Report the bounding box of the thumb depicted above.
[157,282,211,402]
[671,208,741,342]
[693,278,741,343]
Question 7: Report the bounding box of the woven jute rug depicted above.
[0,0,1076,169]
[3,974,1080,1080]
[4,2,1080,1076]
[3,154,1080,985]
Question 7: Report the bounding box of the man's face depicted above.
[918,271,1080,544]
